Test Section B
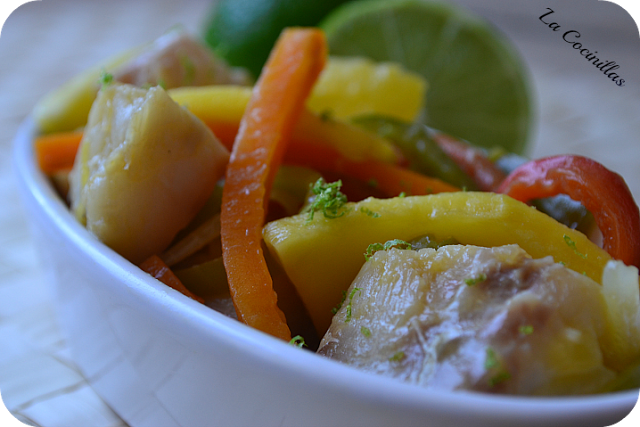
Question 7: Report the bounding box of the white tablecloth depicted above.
[1,1,639,425]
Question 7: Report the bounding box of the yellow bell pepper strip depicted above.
[139,255,204,303]
[263,192,614,335]
[497,155,640,269]
[167,85,399,164]
[220,28,327,341]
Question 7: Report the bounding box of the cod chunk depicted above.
[69,83,229,264]
[115,29,251,89]
[318,244,640,395]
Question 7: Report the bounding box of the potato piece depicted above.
[69,83,229,264]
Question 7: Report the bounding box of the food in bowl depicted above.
[22,1,640,422]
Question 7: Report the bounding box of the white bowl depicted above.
[12,116,639,426]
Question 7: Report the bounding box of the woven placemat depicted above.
[0,1,213,425]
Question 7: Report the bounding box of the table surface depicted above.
[1,1,639,426]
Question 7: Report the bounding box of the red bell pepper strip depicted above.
[430,130,506,191]
[496,155,640,269]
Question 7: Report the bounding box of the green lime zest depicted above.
[485,348,499,370]
[360,207,380,218]
[305,178,348,222]
[360,326,372,337]
[485,348,511,387]
[345,287,362,322]
[519,325,534,335]
[365,239,412,261]
[563,234,587,259]
[465,273,487,286]
[331,290,347,315]
[389,351,405,362]
[99,70,114,87]
[289,335,307,348]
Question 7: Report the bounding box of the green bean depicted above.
[353,115,478,190]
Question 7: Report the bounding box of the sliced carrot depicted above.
[220,28,327,340]
[284,142,459,197]
[139,254,204,303]
[35,131,83,174]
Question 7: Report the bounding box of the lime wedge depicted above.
[321,0,533,154]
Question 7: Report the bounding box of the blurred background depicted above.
[0,0,638,425]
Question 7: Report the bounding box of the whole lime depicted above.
[204,0,351,79]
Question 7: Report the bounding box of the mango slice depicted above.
[307,56,427,122]
[263,192,613,334]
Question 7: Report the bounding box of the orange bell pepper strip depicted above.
[283,142,458,197]
[139,255,204,303]
[35,131,84,174]
[220,28,327,340]
[497,155,640,269]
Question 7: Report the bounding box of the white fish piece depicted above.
[69,83,229,265]
[115,29,251,89]
[318,244,621,395]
